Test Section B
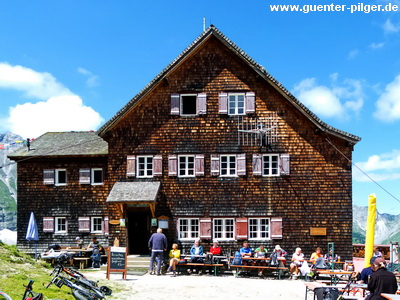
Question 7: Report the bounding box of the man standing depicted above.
[148,228,167,275]
[366,257,397,300]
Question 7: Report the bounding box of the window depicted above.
[220,155,237,176]
[249,218,270,240]
[55,169,67,186]
[55,217,67,233]
[263,154,279,176]
[178,218,199,240]
[171,93,207,115]
[181,94,197,115]
[91,217,103,233]
[91,168,103,185]
[213,218,234,240]
[178,155,195,177]
[228,93,245,115]
[137,156,153,178]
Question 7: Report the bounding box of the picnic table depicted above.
[316,270,353,285]
[229,256,288,279]
[178,254,227,276]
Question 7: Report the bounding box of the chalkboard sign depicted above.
[106,246,127,280]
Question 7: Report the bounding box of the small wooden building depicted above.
[9,26,360,259]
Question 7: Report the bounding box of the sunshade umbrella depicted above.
[26,212,39,259]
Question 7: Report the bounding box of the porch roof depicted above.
[106,181,160,203]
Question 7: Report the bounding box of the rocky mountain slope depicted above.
[352,205,400,244]
[0,132,22,231]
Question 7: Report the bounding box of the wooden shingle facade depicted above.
[9,26,360,259]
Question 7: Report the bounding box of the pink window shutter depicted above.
[218,93,228,114]
[79,169,91,184]
[252,154,262,176]
[196,93,207,115]
[43,169,55,185]
[78,217,90,232]
[153,155,163,176]
[171,93,180,115]
[245,92,255,114]
[127,155,136,177]
[199,218,212,239]
[271,217,283,239]
[195,154,205,176]
[43,217,54,232]
[235,218,248,240]
[103,216,109,235]
[210,154,220,176]
[279,154,290,176]
[236,154,246,176]
[168,155,177,176]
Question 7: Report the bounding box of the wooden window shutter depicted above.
[236,154,246,176]
[236,218,248,240]
[153,155,163,176]
[279,154,290,176]
[171,93,180,115]
[127,155,136,177]
[194,154,204,176]
[79,168,91,184]
[78,217,90,232]
[168,155,177,176]
[245,92,255,114]
[196,93,207,115]
[252,154,262,176]
[103,216,109,235]
[43,217,54,232]
[200,218,212,239]
[218,93,228,114]
[210,154,220,176]
[43,169,55,185]
[271,217,283,239]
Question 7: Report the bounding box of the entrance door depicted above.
[127,211,150,255]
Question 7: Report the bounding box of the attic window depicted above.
[181,95,197,115]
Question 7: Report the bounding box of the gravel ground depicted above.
[83,270,308,300]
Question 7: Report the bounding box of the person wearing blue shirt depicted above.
[240,241,253,265]
[188,239,204,275]
[360,257,376,283]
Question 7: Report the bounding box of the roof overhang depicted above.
[106,181,160,203]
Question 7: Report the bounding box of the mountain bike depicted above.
[0,280,43,300]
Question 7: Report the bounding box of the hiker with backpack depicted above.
[88,237,104,268]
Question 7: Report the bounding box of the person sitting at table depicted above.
[254,245,268,277]
[323,249,338,263]
[310,247,327,269]
[88,237,105,268]
[208,240,222,263]
[270,245,287,267]
[290,247,304,277]
[366,257,397,300]
[240,241,254,266]
[372,246,383,258]
[188,239,204,275]
[167,243,180,277]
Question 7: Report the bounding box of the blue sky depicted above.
[1,1,400,214]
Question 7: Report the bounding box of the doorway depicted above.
[127,211,151,255]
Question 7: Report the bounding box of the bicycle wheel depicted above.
[0,291,12,300]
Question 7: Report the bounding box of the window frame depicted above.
[178,218,199,240]
[228,93,246,116]
[220,155,237,177]
[180,94,198,116]
[91,216,103,233]
[136,155,154,178]
[213,218,235,240]
[55,217,67,234]
[55,169,67,186]
[262,154,280,177]
[91,168,103,185]
[178,155,195,177]
[248,218,270,240]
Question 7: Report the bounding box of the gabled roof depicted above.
[97,25,360,144]
[7,131,108,159]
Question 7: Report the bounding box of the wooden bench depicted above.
[178,263,224,276]
[73,257,91,269]
[230,264,289,279]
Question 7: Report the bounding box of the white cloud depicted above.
[353,150,400,182]
[0,62,104,138]
[293,74,364,119]
[369,42,385,50]
[374,74,400,122]
[383,19,400,34]
[78,67,99,87]
[348,49,359,60]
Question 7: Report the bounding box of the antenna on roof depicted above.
[203,17,206,31]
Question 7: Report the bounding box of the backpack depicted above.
[232,251,242,265]
[91,248,101,268]
[269,252,278,266]
[314,287,339,300]
[315,257,329,269]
